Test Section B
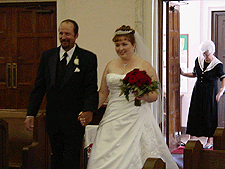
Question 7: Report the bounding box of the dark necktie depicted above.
[61,52,68,69]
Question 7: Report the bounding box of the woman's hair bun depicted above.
[115,25,135,34]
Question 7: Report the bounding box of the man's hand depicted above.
[24,116,35,131]
[78,111,93,127]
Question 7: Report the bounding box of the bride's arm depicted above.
[137,61,158,103]
[98,64,110,109]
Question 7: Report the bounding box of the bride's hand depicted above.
[134,91,158,103]
[133,92,147,101]
[135,94,148,101]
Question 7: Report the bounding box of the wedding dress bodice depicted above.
[106,73,125,94]
[106,73,136,102]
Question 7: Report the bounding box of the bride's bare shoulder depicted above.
[104,59,120,73]
[107,58,120,67]
[139,58,157,79]
[137,58,153,69]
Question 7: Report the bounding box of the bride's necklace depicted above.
[123,63,129,68]
[121,56,135,68]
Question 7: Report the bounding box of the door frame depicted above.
[157,0,181,148]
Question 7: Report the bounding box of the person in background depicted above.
[87,25,178,169]
[180,40,225,149]
[24,19,98,169]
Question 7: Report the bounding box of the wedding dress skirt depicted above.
[87,73,178,169]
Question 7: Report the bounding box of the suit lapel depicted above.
[49,48,60,86]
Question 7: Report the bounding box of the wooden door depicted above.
[212,11,225,127]
[0,6,12,108]
[0,2,57,109]
[166,1,181,150]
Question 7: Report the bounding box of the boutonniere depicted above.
[74,67,80,72]
[74,55,79,66]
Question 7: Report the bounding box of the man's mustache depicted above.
[61,40,69,43]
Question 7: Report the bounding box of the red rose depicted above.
[133,70,146,87]
[123,69,140,84]
[147,75,152,85]
[128,76,138,85]
[119,68,159,106]
[123,69,152,87]
[136,77,146,87]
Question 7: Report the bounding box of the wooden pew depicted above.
[184,127,225,169]
[142,158,166,169]
[0,109,51,169]
[22,111,51,169]
[0,119,9,169]
[213,127,225,150]
[0,109,32,168]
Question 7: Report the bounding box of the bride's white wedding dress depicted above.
[87,73,178,169]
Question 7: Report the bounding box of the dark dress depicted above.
[186,56,225,137]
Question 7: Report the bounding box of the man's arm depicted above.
[80,52,98,126]
[25,52,48,130]
[27,52,47,116]
[82,52,98,115]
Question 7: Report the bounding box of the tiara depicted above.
[115,30,133,35]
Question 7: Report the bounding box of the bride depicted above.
[86,25,178,169]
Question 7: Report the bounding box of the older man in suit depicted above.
[24,19,98,169]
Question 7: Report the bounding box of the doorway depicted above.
[212,11,225,128]
[0,2,57,109]
[158,0,182,150]
[159,1,225,151]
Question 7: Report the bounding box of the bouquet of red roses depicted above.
[119,69,159,106]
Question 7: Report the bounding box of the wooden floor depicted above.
[180,134,207,145]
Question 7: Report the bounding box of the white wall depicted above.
[180,0,225,127]
[180,1,201,127]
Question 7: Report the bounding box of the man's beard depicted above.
[61,40,70,50]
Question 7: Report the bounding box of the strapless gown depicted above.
[87,73,178,169]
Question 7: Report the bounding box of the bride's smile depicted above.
[115,38,135,59]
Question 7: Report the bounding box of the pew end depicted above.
[142,158,166,169]
[213,127,225,150]
[184,127,225,169]
[22,111,51,169]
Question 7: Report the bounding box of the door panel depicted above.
[212,11,225,127]
[0,2,56,109]
[166,2,181,150]
[0,7,12,108]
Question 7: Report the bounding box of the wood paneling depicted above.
[0,2,56,109]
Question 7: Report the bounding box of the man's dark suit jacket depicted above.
[27,45,98,136]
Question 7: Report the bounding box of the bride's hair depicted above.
[112,25,135,45]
